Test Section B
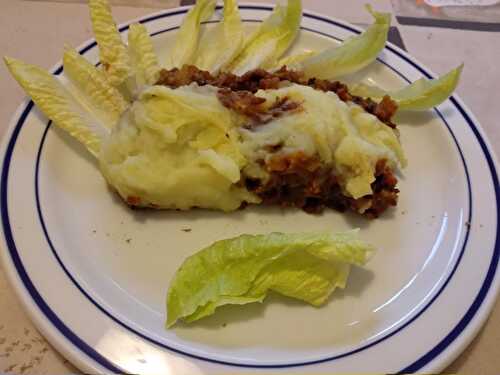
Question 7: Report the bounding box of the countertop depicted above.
[0,0,499,373]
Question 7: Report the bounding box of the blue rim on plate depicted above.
[1,5,498,373]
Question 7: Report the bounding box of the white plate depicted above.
[1,3,499,374]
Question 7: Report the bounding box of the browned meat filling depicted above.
[216,89,302,128]
[243,155,398,218]
[156,65,400,217]
[157,65,398,128]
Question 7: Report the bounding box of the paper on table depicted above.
[392,0,500,30]
[425,0,500,6]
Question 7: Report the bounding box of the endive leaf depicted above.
[166,230,374,327]
[128,23,161,87]
[5,57,108,156]
[229,0,302,75]
[274,49,317,69]
[195,0,244,73]
[168,0,217,68]
[300,5,390,79]
[89,0,132,91]
[350,65,463,111]
[63,48,128,129]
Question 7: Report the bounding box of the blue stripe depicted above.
[1,5,498,373]
[1,105,124,373]
[399,98,500,373]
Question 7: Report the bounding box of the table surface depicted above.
[0,0,499,374]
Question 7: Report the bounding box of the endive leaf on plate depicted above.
[128,23,161,87]
[167,0,217,68]
[273,49,317,70]
[350,65,463,111]
[89,0,132,91]
[229,0,302,75]
[195,0,244,73]
[300,5,390,79]
[63,48,128,129]
[166,230,374,327]
[5,57,108,157]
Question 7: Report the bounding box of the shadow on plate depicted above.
[394,108,439,127]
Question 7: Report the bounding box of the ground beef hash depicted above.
[243,154,398,218]
[216,89,302,128]
[156,65,400,217]
[157,65,398,128]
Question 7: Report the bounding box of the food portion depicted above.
[5,0,462,218]
[167,230,374,327]
[145,64,405,216]
[99,83,258,211]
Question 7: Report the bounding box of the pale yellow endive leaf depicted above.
[89,0,132,91]
[63,48,128,129]
[128,23,161,87]
[5,57,108,157]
